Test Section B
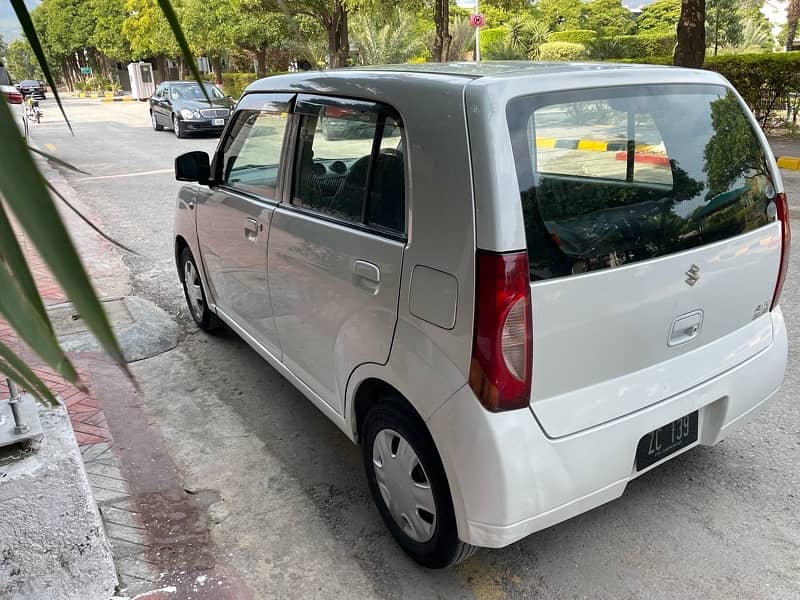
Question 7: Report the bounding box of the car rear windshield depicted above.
[0,67,10,86]
[507,84,775,281]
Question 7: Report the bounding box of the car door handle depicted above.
[244,217,260,242]
[353,260,380,293]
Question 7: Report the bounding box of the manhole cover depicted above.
[47,298,133,337]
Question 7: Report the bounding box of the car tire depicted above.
[173,115,186,139]
[180,246,219,331]
[362,398,477,569]
[151,111,163,131]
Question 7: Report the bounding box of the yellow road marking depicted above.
[577,139,608,152]
[45,143,56,152]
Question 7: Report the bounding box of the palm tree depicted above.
[351,9,425,65]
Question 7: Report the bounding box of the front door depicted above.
[196,93,294,359]
[268,95,407,414]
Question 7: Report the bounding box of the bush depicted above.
[593,33,676,59]
[220,72,259,99]
[479,27,508,57]
[618,52,800,129]
[548,30,597,45]
[538,41,589,61]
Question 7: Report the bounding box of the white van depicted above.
[173,62,790,568]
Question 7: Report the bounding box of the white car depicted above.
[173,62,789,568]
[0,63,23,105]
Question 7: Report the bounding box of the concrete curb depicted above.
[0,401,118,599]
[536,136,657,152]
[776,156,800,170]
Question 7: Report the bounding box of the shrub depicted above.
[548,30,597,45]
[538,41,589,61]
[618,52,800,129]
[479,27,508,57]
[220,72,259,99]
[593,33,676,59]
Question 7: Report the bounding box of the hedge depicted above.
[479,27,507,57]
[548,30,598,45]
[221,72,260,99]
[538,42,589,62]
[593,34,676,59]
[618,52,800,129]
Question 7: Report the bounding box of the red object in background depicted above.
[614,151,670,167]
[3,89,23,104]
[470,13,486,28]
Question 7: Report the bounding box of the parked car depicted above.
[17,79,46,99]
[173,62,789,568]
[0,63,23,104]
[149,81,235,139]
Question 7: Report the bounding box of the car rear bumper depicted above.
[427,307,788,549]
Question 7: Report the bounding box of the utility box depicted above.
[128,61,155,100]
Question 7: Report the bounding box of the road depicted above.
[31,97,800,600]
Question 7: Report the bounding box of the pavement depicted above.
[2,96,800,599]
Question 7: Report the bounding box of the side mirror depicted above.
[175,151,211,185]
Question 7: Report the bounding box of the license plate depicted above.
[636,411,698,471]
[213,118,224,126]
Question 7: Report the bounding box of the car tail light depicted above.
[469,250,532,412]
[4,90,23,104]
[771,192,791,310]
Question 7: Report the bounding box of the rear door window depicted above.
[507,85,775,281]
[291,96,406,235]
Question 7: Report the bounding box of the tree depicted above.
[89,0,131,63]
[584,0,634,37]
[432,0,450,62]
[636,0,681,34]
[0,34,7,60]
[706,0,742,55]
[673,0,705,68]
[351,8,425,65]
[787,0,800,50]
[4,39,42,80]
[123,0,182,79]
[233,0,289,77]
[532,0,588,32]
[182,0,237,82]
[268,0,351,68]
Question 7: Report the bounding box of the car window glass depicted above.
[221,109,289,198]
[292,103,406,233]
[507,85,773,281]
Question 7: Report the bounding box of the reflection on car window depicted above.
[507,85,773,281]
[171,83,224,101]
[222,110,289,198]
[292,104,405,233]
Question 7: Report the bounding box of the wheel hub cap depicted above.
[184,260,203,319]
[372,429,436,543]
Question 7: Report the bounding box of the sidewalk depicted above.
[0,161,165,599]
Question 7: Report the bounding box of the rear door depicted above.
[268,95,406,414]
[196,93,294,359]
[506,84,783,437]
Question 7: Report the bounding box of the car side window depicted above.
[291,98,406,235]
[219,104,290,199]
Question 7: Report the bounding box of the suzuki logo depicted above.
[685,264,700,287]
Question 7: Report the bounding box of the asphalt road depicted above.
[32,97,800,600]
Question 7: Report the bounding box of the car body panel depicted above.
[151,81,235,134]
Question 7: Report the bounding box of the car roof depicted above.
[246,61,725,99]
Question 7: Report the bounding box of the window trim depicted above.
[286,93,407,239]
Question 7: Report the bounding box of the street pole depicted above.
[475,0,481,62]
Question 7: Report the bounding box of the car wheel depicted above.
[180,247,219,331]
[173,115,185,139]
[362,399,477,569]
[151,111,163,131]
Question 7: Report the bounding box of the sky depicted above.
[0,1,40,43]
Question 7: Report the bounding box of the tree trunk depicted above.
[255,49,267,78]
[787,0,800,51]
[177,56,186,80]
[673,0,705,68]
[212,55,223,84]
[325,0,349,68]
[432,0,452,62]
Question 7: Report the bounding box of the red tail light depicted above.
[4,91,23,104]
[469,251,532,412]
[772,192,791,310]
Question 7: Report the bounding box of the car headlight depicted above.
[180,108,200,120]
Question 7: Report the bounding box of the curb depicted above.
[776,156,800,170]
[100,96,135,103]
[536,136,657,152]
